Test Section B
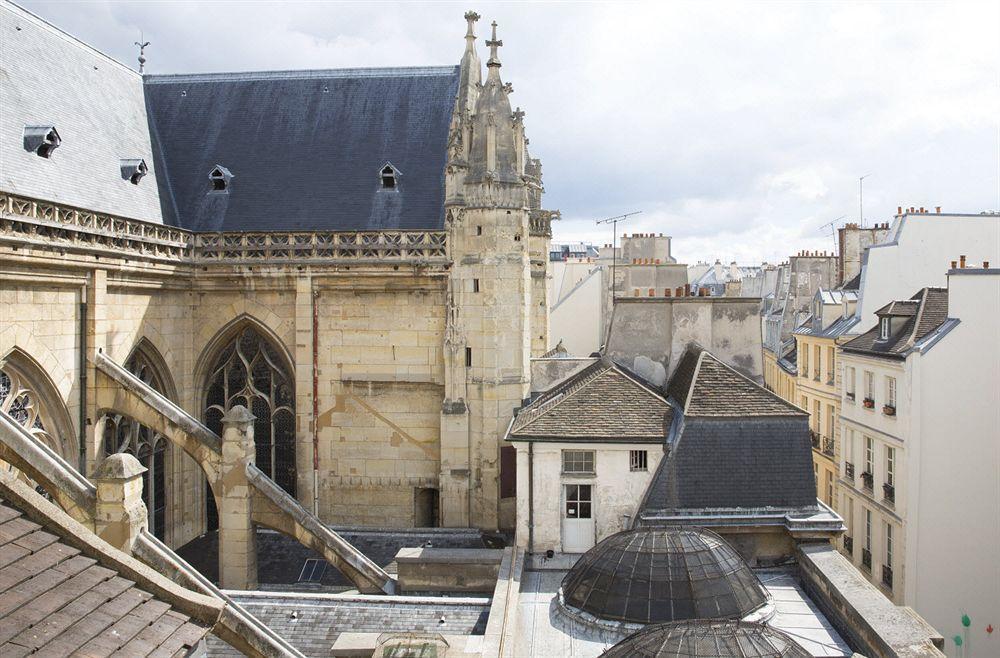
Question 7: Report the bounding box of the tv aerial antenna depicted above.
[596,210,642,300]
[819,216,846,254]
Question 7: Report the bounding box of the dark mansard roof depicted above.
[842,287,949,358]
[602,620,810,658]
[144,66,460,232]
[560,527,768,626]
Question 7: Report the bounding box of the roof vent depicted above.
[208,165,233,193]
[120,159,148,185]
[23,125,61,158]
[379,163,400,190]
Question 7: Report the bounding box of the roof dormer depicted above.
[379,162,401,190]
[120,159,148,185]
[23,125,61,158]
[208,165,233,193]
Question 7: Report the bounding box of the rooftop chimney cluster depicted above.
[897,206,942,215]
[842,222,890,230]
[795,250,836,257]
[631,284,711,298]
[623,233,666,238]
[950,255,991,270]
[631,258,663,265]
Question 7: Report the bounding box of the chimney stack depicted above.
[684,284,691,296]
[633,288,640,297]
[959,255,967,268]
[951,260,957,269]
[935,206,941,214]
[984,261,990,268]
[664,288,672,297]
[897,206,902,215]
[648,288,655,297]
[676,286,684,297]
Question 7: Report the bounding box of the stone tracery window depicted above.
[0,368,56,449]
[102,349,170,540]
[204,327,296,497]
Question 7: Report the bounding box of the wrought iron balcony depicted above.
[823,437,835,457]
[883,483,895,503]
[861,548,872,570]
[845,462,855,479]
[810,431,821,449]
[861,471,874,491]
[813,369,821,381]
[843,535,853,555]
[882,564,893,589]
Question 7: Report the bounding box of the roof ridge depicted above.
[683,351,707,415]
[905,287,930,347]
[144,65,459,84]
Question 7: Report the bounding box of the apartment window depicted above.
[886,377,896,409]
[629,450,648,472]
[862,436,874,490]
[472,278,480,293]
[813,345,821,380]
[885,446,895,487]
[800,395,808,411]
[883,522,894,588]
[879,317,891,340]
[562,450,595,475]
[801,345,809,373]
[864,370,874,406]
[845,366,856,401]
[813,400,821,432]
[825,470,834,506]
[826,346,835,382]
[826,404,835,439]
[465,347,472,368]
[865,509,872,550]
[565,484,592,519]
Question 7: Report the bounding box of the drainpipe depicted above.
[78,289,88,475]
[528,440,534,554]
[311,285,320,516]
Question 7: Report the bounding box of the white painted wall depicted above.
[514,441,664,553]
[856,213,999,331]
[549,268,603,356]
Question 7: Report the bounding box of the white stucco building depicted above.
[838,265,999,653]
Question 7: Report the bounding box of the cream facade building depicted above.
[838,270,999,654]
[0,3,556,552]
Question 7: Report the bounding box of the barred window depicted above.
[562,450,595,474]
[629,450,648,472]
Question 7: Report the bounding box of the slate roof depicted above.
[508,360,672,442]
[841,272,862,291]
[144,66,460,232]
[842,287,949,358]
[668,345,805,418]
[643,417,817,511]
[0,496,210,657]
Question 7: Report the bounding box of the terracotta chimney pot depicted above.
[951,260,957,269]
[959,255,966,268]
[648,288,655,297]
[984,261,990,268]
[936,206,941,213]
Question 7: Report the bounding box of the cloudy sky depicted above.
[20,1,999,264]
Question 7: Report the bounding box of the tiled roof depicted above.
[642,417,818,512]
[508,360,672,442]
[669,346,805,418]
[144,66,459,232]
[0,496,211,657]
[843,288,949,358]
[841,272,862,291]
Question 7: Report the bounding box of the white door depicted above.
[561,484,595,553]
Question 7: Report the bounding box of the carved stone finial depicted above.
[486,20,502,68]
[464,11,480,38]
[503,82,514,95]
[513,107,525,123]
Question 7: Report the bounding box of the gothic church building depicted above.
[0,2,554,550]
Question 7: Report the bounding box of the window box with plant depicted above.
[863,397,875,409]
[883,404,896,416]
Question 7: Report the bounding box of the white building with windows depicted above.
[838,268,1000,651]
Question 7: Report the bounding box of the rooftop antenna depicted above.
[819,215,846,254]
[135,33,150,74]
[596,210,642,300]
[859,174,872,228]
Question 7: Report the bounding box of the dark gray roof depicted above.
[603,620,810,658]
[144,67,459,232]
[843,287,949,358]
[509,360,672,442]
[643,417,817,511]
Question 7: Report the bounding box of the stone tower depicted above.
[439,15,552,529]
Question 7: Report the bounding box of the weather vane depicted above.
[134,34,150,74]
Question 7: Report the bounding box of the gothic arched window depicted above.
[102,349,171,540]
[204,327,296,497]
[1,368,56,449]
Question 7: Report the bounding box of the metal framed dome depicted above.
[601,620,811,658]
[560,527,768,625]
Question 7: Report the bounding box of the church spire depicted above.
[486,21,502,73]
[464,10,480,50]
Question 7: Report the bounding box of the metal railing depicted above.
[882,564,893,589]
[883,483,895,503]
[845,462,855,479]
[843,535,853,555]
[862,548,872,570]
[861,471,874,491]
[822,437,835,457]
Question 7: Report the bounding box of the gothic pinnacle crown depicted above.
[464,10,480,39]
[486,20,502,68]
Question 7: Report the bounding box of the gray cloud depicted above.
[19,0,1000,264]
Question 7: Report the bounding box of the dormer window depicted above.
[120,159,148,185]
[879,317,891,340]
[23,125,61,158]
[208,165,233,193]
[379,163,400,190]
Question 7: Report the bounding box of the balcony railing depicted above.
[843,535,853,555]
[845,462,855,479]
[845,391,856,402]
[813,369,821,381]
[862,548,872,571]
[882,564,893,589]
[861,471,874,491]
[883,404,896,417]
[863,397,875,409]
[883,483,895,503]
[810,431,821,449]
[822,437,835,457]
